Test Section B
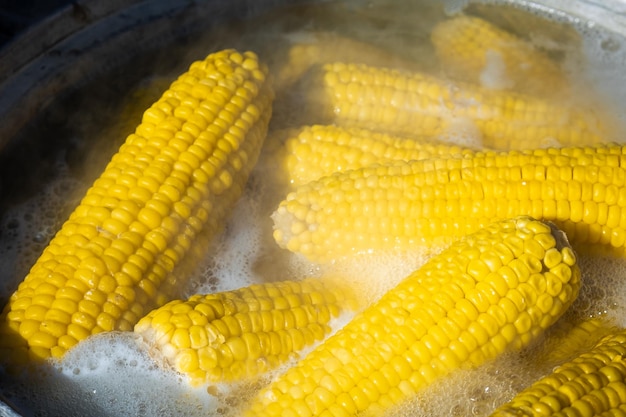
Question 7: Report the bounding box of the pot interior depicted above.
[1,1,626,416]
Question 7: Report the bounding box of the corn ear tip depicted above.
[544,220,575,255]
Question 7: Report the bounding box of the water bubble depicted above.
[33,232,47,243]
[601,37,621,52]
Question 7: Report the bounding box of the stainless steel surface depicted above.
[0,0,305,151]
[0,403,17,417]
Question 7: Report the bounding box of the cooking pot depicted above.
[1,0,626,416]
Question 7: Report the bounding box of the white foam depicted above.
[440,116,485,149]
[575,255,626,326]
[59,332,222,416]
[189,186,269,295]
[316,250,435,307]
[384,351,544,417]
[479,49,515,90]
[1,332,222,417]
[0,157,83,301]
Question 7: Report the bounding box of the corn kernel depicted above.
[29,331,58,349]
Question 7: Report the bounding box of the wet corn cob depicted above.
[490,328,626,417]
[272,143,626,263]
[267,124,474,187]
[246,216,581,416]
[273,32,420,94]
[306,62,606,150]
[431,15,567,95]
[270,33,422,129]
[0,49,274,364]
[134,277,356,386]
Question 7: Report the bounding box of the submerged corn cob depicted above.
[273,32,420,94]
[431,15,567,95]
[0,49,273,364]
[306,62,606,150]
[134,277,356,386]
[267,124,475,187]
[273,143,626,263]
[490,328,626,417]
[247,216,580,416]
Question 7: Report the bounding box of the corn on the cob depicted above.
[134,277,356,386]
[305,62,606,150]
[246,216,580,416]
[431,15,567,96]
[273,32,420,94]
[272,143,626,263]
[0,49,274,364]
[490,328,626,417]
[266,124,475,187]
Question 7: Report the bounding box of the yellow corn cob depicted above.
[305,62,606,151]
[0,49,274,364]
[134,277,356,386]
[490,328,626,417]
[246,216,580,416]
[273,32,420,94]
[266,124,475,187]
[272,143,626,263]
[431,15,568,96]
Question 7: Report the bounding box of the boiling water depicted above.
[2,0,626,415]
